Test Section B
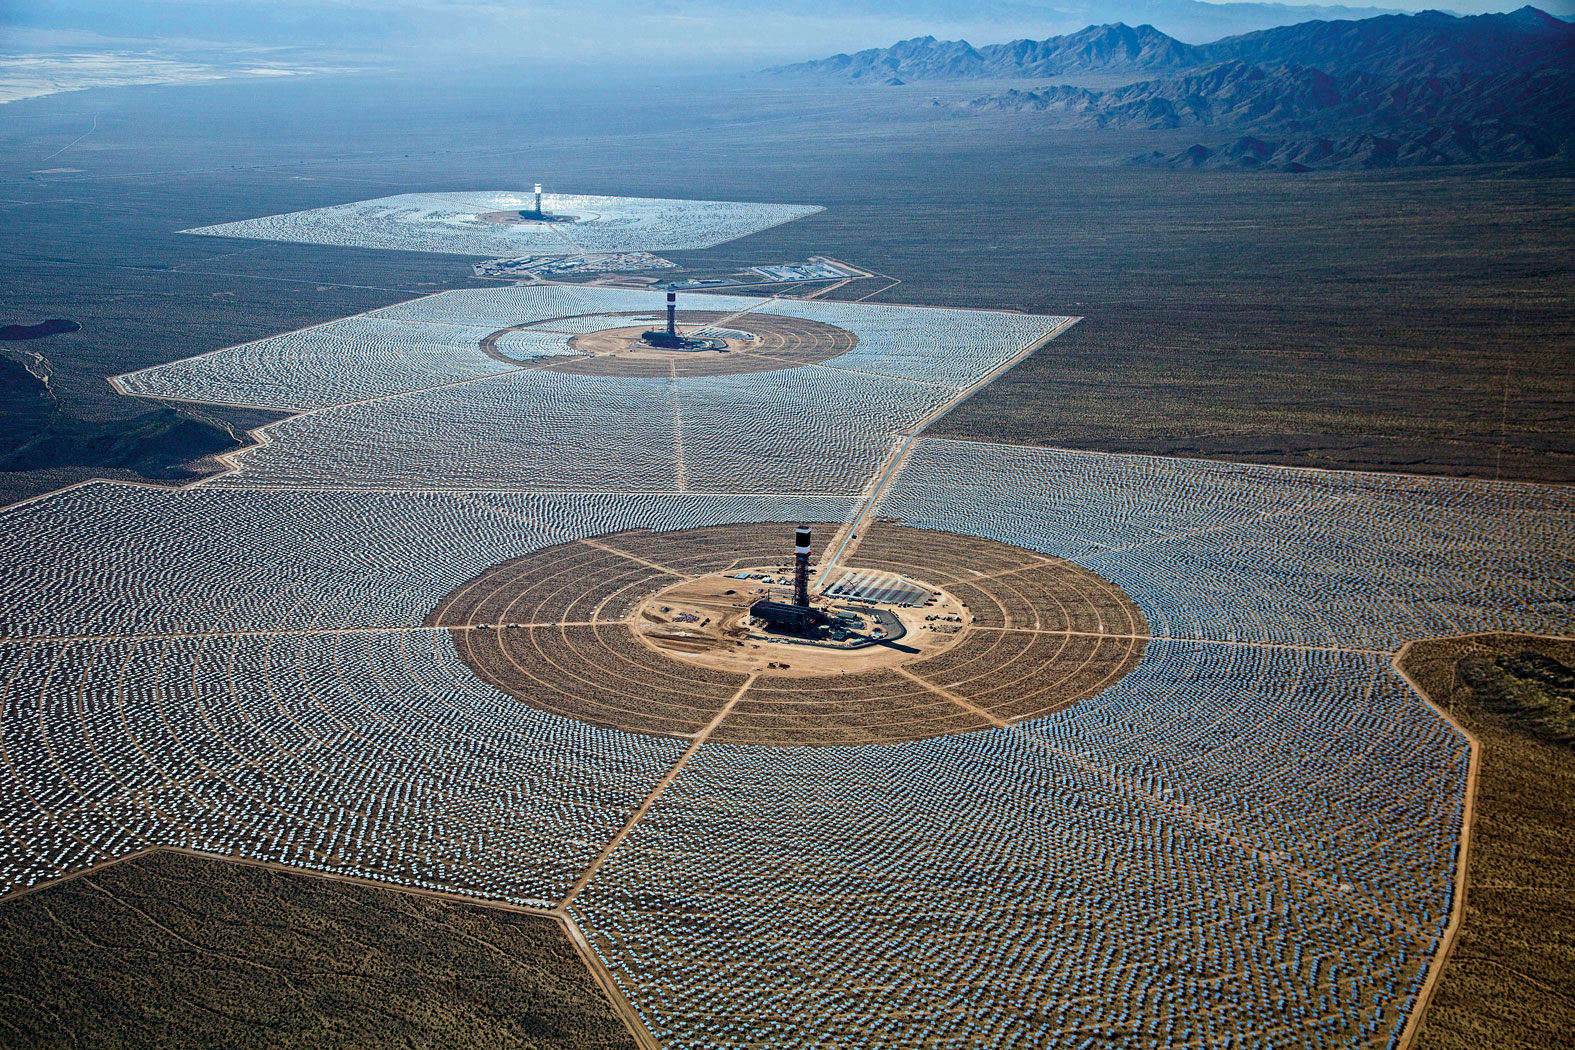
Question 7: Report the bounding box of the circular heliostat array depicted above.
[479,311,857,377]
[427,523,1149,747]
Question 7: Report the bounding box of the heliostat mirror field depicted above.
[4,191,1572,1050]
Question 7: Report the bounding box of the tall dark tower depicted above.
[533,183,543,217]
[793,525,812,608]
[641,289,725,351]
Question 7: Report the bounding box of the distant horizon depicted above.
[3,1,1571,76]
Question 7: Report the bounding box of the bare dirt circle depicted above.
[426,523,1150,748]
[479,311,857,378]
[476,210,579,225]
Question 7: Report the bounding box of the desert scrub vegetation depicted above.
[1402,633,1575,1050]
[0,850,635,1050]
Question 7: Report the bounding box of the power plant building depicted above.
[749,599,820,633]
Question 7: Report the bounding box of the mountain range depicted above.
[769,23,1199,81]
[769,7,1575,169]
[770,7,1574,82]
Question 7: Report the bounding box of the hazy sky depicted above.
[1,0,1569,69]
[1197,0,1566,9]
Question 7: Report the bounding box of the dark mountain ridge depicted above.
[768,22,1202,82]
[1194,5,1575,78]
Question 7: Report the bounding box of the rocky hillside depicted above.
[0,353,239,479]
[971,60,1572,132]
[1119,61,1575,167]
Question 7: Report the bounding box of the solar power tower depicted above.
[666,291,678,337]
[794,525,812,607]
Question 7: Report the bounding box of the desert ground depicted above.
[1,67,1571,1049]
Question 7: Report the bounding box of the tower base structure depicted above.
[640,289,729,351]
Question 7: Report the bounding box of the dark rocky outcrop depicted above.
[0,318,80,340]
[0,354,239,480]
